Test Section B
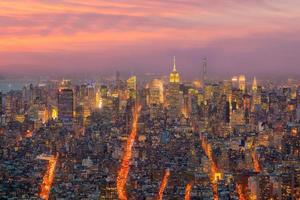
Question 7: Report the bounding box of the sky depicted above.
[0,0,300,78]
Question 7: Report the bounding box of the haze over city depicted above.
[0,0,300,77]
[2,1,300,200]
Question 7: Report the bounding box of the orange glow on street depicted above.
[236,183,247,200]
[184,182,193,200]
[117,104,141,200]
[201,136,221,200]
[157,169,170,200]
[252,151,261,173]
[39,154,58,200]
[25,130,33,138]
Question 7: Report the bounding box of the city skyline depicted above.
[2,64,300,199]
[0,0,300,76]
[2,1,300,199]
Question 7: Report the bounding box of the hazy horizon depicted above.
[0,0,300,76]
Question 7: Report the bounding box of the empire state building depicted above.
[168,57,181,118]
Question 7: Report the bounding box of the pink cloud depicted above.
[0,0,300,75]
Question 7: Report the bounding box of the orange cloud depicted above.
[0,0,299,44]
[1,0,300,74]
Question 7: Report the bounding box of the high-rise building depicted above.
[224,99,230,123]
[252,77,261,110]
[169,57,180,84]
[127,75,137,99]
[0,92,3,115]
[87,84,96,108]
[51,106,58,120]
[168,56,181,118]
[238,75,246,92]
[252,77,257,92]
[231,76,239,89]
[116,70,121,90]
[147,79,164,105]
[4,91,23,123]
[5,94,12,122]
[58,88,74,123]
[100,85,108,98]
[202,58,207,86]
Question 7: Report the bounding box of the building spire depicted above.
[252,76,257,91]
[202,57,207,86]
[173,56,176,71]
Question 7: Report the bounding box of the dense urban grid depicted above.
[1,59,300,200]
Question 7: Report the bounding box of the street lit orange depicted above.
[184,182,193,200]
[252,151,261,173]
[201,137,221,200]
[39,154,58,200]
[157,169,170,200]
[236,183,247,200]
[117,104,141,200]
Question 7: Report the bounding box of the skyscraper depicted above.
[127,75,137,99]
[58,88,74,123]
[231,76,238,90]
[168,56,181,118]
[202,58,207,86]
[252,77,257,92]
[252,77,260,109]
[147,79,164,105]
[238,75,246,92]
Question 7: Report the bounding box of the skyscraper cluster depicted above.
[1,59,300,199]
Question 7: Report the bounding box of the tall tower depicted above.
[115,70,120,89]
[252,77,257,92]
[202,58,207,86]
[168,56,181,118]
[238,75,246,92]
[169,56,180,83]
[58,88,74,123]
[252,76,260,109]
[127,75,137,99]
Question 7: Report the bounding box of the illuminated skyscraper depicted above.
[127,75,137,99]
[58,88,74,123]
[4,91,23,123]
[252,77,260,109]
[231,76,238,89]
[252,77,257,92]
[147,79,164,105]
[51,106,58,120]
[238,75,246,92]
[168,56,181,118]
[147,79,164,118]
[5,93,13,122]
[202,58,207,86]
[169,57,180,83]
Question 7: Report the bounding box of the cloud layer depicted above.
[0,0,300,77]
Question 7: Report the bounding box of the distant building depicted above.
[231,76,238,89]
[0,92,3,115]
[167,57,181,118]
[252,77,257,92]
[58,88,74,123]
[238,75,246,92]
[127,75,137,99]
[147,79,164,105]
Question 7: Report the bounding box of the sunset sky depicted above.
[0,0,300,77]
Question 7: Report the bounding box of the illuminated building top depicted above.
[238,75,246,92]
[252,77,257,92]
[169,56,180,83]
